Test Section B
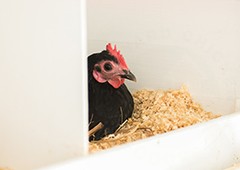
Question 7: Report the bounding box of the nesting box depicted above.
[1,0,240,170]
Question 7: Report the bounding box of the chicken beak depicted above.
[121,70,137,82]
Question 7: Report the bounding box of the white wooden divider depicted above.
[0,0,88,169]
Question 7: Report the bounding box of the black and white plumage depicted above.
[88,43,136,141]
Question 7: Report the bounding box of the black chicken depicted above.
[88,43,136,141]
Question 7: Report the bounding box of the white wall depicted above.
[0,0,88,170]
[87,0,240,114]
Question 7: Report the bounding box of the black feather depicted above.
[88,50,134,141]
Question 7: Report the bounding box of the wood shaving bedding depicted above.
[89,86,221,152]
[0,168,12,170]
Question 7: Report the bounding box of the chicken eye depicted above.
[104,63,112,71]
[95,65,101,72]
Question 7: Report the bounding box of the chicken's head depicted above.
[92,43,136,88]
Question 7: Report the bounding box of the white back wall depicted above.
[87,0,240,114]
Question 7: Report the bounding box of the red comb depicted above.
[106,43,128,69]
